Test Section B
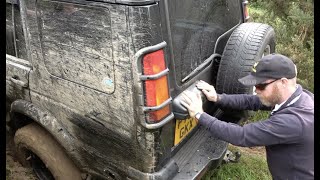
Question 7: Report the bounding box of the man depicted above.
[181,54,314,180]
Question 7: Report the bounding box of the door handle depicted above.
[10,77,27,88]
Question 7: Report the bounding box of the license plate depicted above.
[174,118,198,145]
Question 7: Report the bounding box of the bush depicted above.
[249,1,314,92]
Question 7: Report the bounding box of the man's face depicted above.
[255,79,282,107]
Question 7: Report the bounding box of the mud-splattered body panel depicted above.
[7,0,244,179]
[38,1,115,93]
[22,0,163,177]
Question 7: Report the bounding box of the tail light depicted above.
[142,50,170,123]
[242,1,250,22]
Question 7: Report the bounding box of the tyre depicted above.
[14,123,82,180]
[215,23,276,122]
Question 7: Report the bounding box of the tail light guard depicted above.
[133,41,174,129]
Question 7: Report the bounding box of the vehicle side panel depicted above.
[37,1,115,94]
[23,0,162,177]
[6,55,31,101]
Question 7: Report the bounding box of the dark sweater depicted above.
[198,85,314,180]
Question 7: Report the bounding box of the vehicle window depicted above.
[168,0,242,83]
[6,3,15,56]
[6,1,28,59]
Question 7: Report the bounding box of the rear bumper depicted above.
[127,125,228,180]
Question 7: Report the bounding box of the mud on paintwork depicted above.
[12,0,163,177]
[38,1,115,93]
[6,0,249,179]
[10,100,77,155]
[6,56,31,101]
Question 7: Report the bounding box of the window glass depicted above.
[6,2,27,59]
[168,0,242,83]
[6,3,15,56]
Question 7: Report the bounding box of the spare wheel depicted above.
[215,22,276,123]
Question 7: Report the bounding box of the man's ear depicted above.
[280,78,289,86]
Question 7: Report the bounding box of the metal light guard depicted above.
[133,41,174,129]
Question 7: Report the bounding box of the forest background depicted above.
[251,0,314,92]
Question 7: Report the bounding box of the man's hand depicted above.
[196,80,218,102]
[180,91,204,118]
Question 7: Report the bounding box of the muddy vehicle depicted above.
[6,0,275,179]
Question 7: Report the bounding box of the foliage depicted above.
[244,110,270,124]
[249,0,314,92]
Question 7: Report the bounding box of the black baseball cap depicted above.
[238,54,297,86]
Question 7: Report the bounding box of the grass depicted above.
[244,110,270,124]
[203,111,272,180]
[203,145,271,180]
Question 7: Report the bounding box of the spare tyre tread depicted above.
[216,23,275,94]
[214,23,275,122]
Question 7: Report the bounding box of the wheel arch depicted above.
[9,99,76,155]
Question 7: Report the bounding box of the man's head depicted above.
[238,54,297,106]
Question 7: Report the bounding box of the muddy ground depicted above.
[6,131,37,180]
[6,130,266,180]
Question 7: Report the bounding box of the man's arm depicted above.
[180,89,302,147]
[196,80,271,111]
[199,112,302,147]
[216,93,271,111]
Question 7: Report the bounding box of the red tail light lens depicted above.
[143,50,170,123]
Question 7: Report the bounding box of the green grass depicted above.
[203,145,271,180]
[203,111,272,180]
[245,110,270,124]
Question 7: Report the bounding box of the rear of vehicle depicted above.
[128,0,250,179]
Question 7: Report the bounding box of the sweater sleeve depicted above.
[216,94,272,111]
[198,112,302,147]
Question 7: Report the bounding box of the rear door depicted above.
[6,0,31,102]
[165,0,243,147]
[168,0,243,85]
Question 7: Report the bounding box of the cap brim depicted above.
[238,74,269,86]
